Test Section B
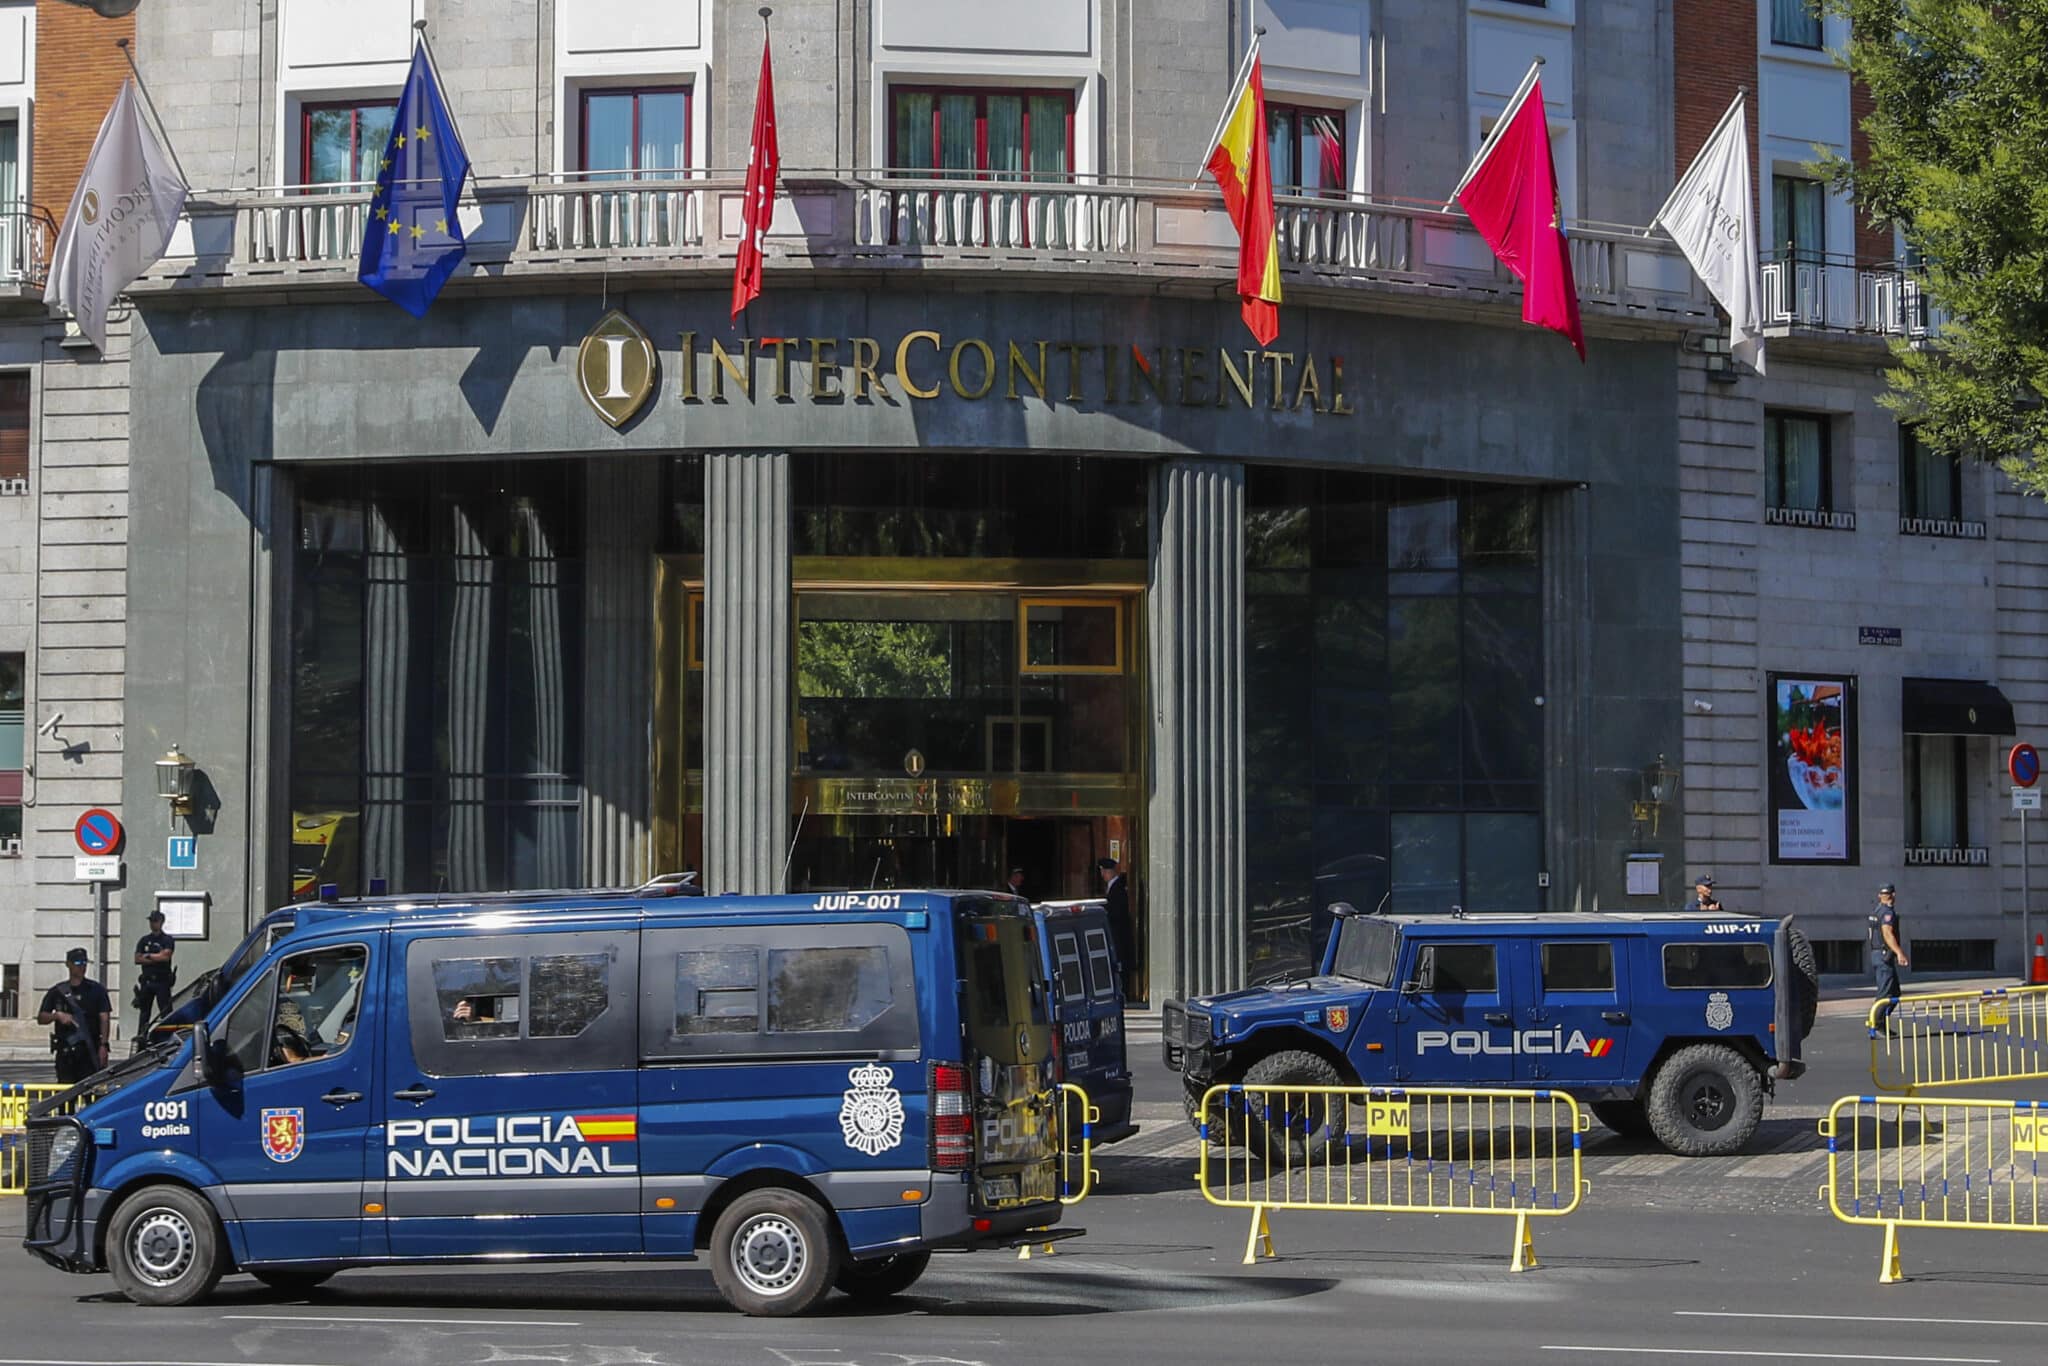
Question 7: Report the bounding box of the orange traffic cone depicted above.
[2032,934,2048,986]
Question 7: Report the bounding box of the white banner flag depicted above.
[1654,93,1764,374]
[46,80,188,354]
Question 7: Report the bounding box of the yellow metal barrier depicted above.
[2,1083,73,1197]
[1820,1094,2048,1282]
[1198,1084,1588,1270]
[1019,1082,1096,1260]
[1868,984,2048,1093]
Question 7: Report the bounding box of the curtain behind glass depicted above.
[1908,433,1957,520]
[987,96,1023,176]
[894,92,934,172]
[1028,96,1067,178]
[1769,416,1824,510]
[938,94,977,176]
[1916,737,1959,847]
[1773,176,1824,261]
[1771,0,1822,47]
[0,120,17,210]
[639,92,686,174]
[1266,109,1297,190]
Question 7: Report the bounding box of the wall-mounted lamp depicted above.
[1691,330,1742,385]
[155,743,196,827]
[1630,752,1681,839]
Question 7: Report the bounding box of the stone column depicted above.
[581,456,659,887]
[702,451,791,893]
[1147,459,1246,998]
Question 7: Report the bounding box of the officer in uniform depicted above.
[37,948,112,1084]
[1684,875,1723,913]
[1870,883,1909,1028]
[132,908,177,1036]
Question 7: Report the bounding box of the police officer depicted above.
[132,908,177,1036]
[37,948,111,1084]
[1684,875,1724,913]
[1870,883,1909,1028]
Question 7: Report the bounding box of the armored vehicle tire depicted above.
[250,1268,336,1294]
[1242,1050,1346,1163]
[835,1250,931,1300]
[710,1188,841,1317]
[1644,1044,1764,1157]
[106,1184,227,1307]
[1788,925,1820,1039]
[1590,1100,1655,1140]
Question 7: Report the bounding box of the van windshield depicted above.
[1331,916,1399,987]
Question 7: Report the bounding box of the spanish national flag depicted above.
[1201,42,1283,346]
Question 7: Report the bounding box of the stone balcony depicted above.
[137,170,1720,334]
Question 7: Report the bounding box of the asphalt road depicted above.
[2,1011,2044,1365]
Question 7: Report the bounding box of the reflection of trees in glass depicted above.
[799,621,953,699]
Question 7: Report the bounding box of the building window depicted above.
[1770,0,1823,49]
[1267,102,1346,197]
[1898,426,1984,538]
[1772,175,1825,263]
[1764,411,1844,526]
[0,963,17,1017]
[1906,734,1969,851]
[889,87,1073,180]
[579,87,689,176]
[0,372,25,491]
[302,100,399,186]
[0,653,19,844]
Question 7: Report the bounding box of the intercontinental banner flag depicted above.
[1654,92,1764,373]
[46,80,189,353]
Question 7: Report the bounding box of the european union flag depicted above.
[357,45,470,317]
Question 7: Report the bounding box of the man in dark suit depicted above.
[1098,857,1136,1001]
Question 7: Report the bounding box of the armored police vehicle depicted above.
[1164,908,1817,1157]
[1032,900,1137,1147]
[24,886,1074,1316]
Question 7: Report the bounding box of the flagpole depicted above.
[113,38,191,190]
[1194,27,1264,187]
[1653,87,1747,226]
[1446,56,1543,208]
[412,19,478,196]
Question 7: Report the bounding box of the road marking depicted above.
[1679,1310,2048,1329]
[219,1314,582,1327]
[1542,1349,1996,1364]
[0,1360,349,1366]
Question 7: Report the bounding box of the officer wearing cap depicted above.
[1870,883,1909,1027]
[1684,874,1724,914]
[133,908,178,1036]
[36,948,111,1084]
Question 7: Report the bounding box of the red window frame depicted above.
[1266,100,1348,198]
[886,85,1076,180]
[300,99,399,187]
[576,85,693,176]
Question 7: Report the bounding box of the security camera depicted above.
[1690,699,1714,714]
[37,711,63,736]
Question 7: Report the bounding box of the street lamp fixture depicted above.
[155,743,196,826]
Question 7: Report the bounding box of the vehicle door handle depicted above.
[320,1089,364,1107]
[1602,1011,1631,1025]
[392,1086,437,1103]
[1484,1012,1512,1027]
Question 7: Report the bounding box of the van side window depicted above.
[220,966,277,1075]
[1540,942,1615,993]
[1083,928,1117,1000]
[675,948,760,1033]
[768,946,893,1033]
[1420,943,1497,993]
[643,923,920,1059]
[1052,931,1086,1001]
[529,953,611,1038]
[1664,942,1772,989]
[217,944,370,1074]
[434,957,522,1040]
[405,931,637,1078]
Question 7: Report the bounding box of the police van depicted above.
[24,887,1073,1316]
[1031,900,1137,1147]
[1164,908,1818,1157]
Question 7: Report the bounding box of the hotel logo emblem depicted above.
[576,308,657,428]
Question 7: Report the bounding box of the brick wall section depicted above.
[1849,77,1891,268]
[1672,0,1757,216]
[32,1,136,229]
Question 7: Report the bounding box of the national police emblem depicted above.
[1705,991,1734,1032]
[260,1107,306,1163]
[839,1063,906,1156]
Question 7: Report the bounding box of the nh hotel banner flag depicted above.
[358,43,472,318]
[1200,39,1283,347]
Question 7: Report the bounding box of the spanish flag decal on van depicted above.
[573,1114,637,1142]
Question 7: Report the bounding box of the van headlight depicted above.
[45,1128,80,1177]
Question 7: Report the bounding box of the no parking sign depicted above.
[74,808,123,855]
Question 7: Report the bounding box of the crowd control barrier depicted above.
[1820,1095,2048,1282]
[1868,985,2048,1094]
[1,1084,71,1197]
[1019,1082,1097,1260]
[1197,1084,1587,1270]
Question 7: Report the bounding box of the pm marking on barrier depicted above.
[1198,1084,1588,1271]
[1868,984,2048,1094]
[1820,1094,2048,1283]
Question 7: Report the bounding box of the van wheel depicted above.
[1788,926,1820,1039]
[1590,1100,1654,1140]
[1644,1044,1764,1157]
[106,1184,226,1307]
[835,1250,931,1301]
[250,1268,336,1295]
[710,1189,841,1317]
[1241,1050,1346,1162]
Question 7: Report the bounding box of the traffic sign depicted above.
[74,808,123,855]
[2012,744,2041,788]
[167,835,198,871]
[2016,787,2042,812]
[73,855,121,882]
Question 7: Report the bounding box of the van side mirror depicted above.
[191,1021,214,1086]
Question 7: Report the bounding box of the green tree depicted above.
[1825,1,2048,491]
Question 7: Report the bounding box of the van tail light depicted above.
[930,1061,973,1171]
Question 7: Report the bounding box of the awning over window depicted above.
[1902,677,2015,736]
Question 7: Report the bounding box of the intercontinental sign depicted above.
[574,311,1357,426]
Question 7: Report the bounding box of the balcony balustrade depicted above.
[1760,250,1946,341]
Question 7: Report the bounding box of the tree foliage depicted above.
[1826,0,2048,492]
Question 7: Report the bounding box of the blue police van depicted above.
[1164,908,1817,1157]
[1032,900,1137,1147]
[25,886,1074,1316]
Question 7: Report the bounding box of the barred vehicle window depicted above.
[1083,927,1117,1000]
[1663,942,1773,989]
[1540,941,1614,993]
[767,946,894,1034]
[529,953,610,1038]
[675,948,760,1034]
[433,956,522,1040]
[1052,931,1086,1001]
